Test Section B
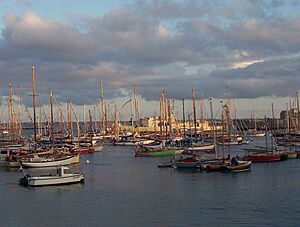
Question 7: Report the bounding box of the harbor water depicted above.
[1,139,300,226]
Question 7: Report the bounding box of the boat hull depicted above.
[20,156,74,168]
[287,152,297,159]
[186,144,215,151]
[222,161,252,172]
[27,174,84,186]
[135,149,183,157]
[241,154,281,163]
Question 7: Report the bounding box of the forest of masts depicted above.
[2,66,300,143]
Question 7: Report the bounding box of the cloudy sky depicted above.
[0,0,299,119]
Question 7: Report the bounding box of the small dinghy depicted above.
[19,166,84,187]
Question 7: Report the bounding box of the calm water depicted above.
[1,139,300,226]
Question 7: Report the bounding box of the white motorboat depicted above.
[19,166,84,186]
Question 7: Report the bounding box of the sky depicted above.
[0,0,300,120]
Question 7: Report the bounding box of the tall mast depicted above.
[31,66,37,143]
[50,90,54,147]
[192,88,197,138]
[39,101,42,137]
[60,108,63,139]
[271,103,275,152]
[209,98,217,158]
[221,104,225,158]
[200,93,204,133]
[159,98,163,138]
[133,83,140,136]
[17,86,22,140]
[70,103,80,144]
[88,110,93,147]
[114,105,119,139]
[264,115,268,152]
[131,97,134,135]
[226,80,231,156]
[67,98,73,140]
[296,91,300,130]
[182,98,186,139]
[9,83,15,141]
[226,80,231,135]
[100,80,106,134]
[83,104,87,140]
[286,102,289,132]
[163,91,168,138]
[168,100,172,138]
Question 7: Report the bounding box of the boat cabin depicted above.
[57,166,72,176]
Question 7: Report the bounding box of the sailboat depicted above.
[242,116,281,163]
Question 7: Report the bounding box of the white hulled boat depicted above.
[19,166,84,186]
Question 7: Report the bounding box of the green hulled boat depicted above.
[135,148,183,157]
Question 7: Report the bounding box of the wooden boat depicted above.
[201,160,228,172]
[19,166,84,187]
[241,153,281,163]
[221,160,251,172]
[19,154,74,168]
[287,151,297,159]
[174,157,199,168]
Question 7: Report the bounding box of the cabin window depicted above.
[64,169,72,174]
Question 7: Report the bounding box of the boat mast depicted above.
[60,108,63,139]
[209,98,217,158]
[100,80,106,134]
[9,83,15,141]
[114,105,119,139]
[226,80,231,157]
[264,115,268,152]
[17,86,22,140]
[83,104,87,140]
[182,98,186,139]
[168,100,172,139]
[131,96,134,135]
[88,110,93,147]
[200,93,204,134]
[192,88,197,139]
[296,91,300,130]
[163,91,168,139]
[133,83,140,136]
[271,103,275,152]
[31,66,37,143]
[70,103,80,144]
[39,100,42,137]
[221,104,225,159]
[159,97,163,138]
[50,90,54,147]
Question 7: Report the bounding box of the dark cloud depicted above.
[0,1,299,108]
